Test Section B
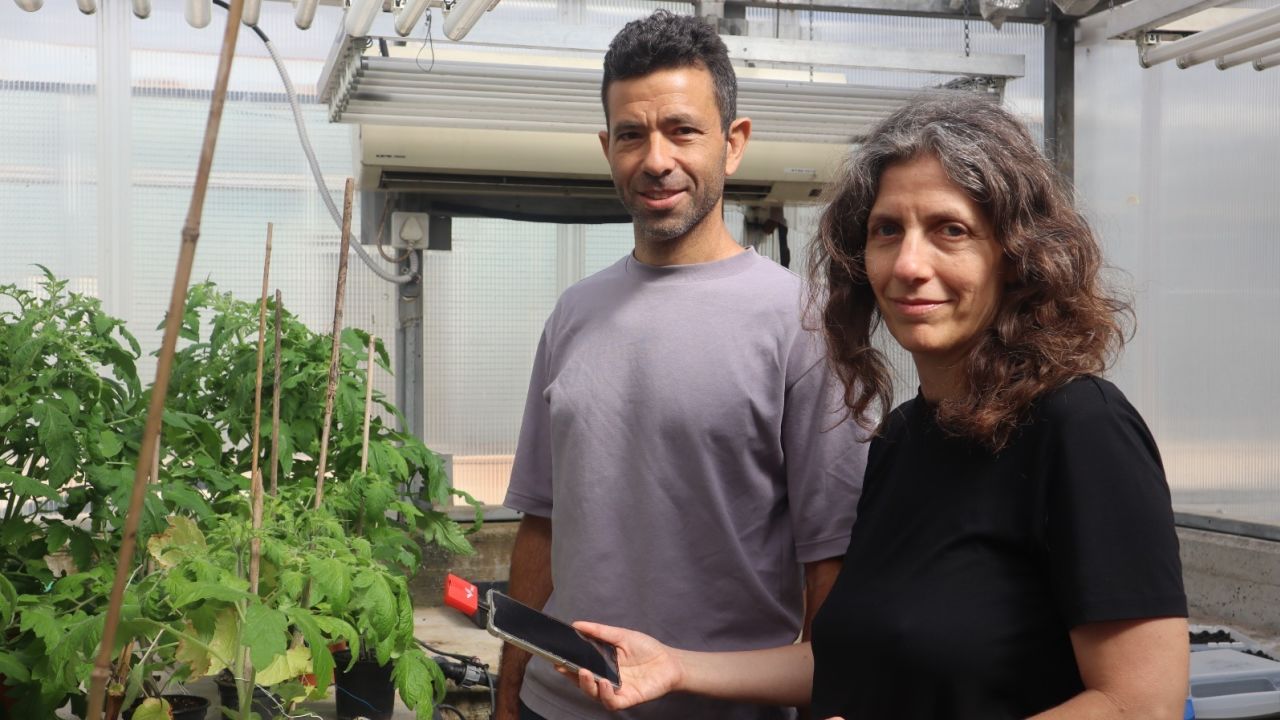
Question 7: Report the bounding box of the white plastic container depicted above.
[1191,649,1280,719]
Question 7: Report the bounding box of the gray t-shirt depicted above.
[505,248,867,720]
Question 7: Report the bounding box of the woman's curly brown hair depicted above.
[809,94,1132,451]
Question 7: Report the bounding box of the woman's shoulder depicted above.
[1035,375,1137,424]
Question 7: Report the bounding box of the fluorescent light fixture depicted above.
[1142,4,1280,67]
[394,0,431,37]
[14,0,43,10]
[1256,50,1280,71]
[1177,23,1280,68]
[443,0,495,41]
[132,0,150,19]
[242,0,261,26]
[185,0,211,28]
[295,0,320,29]
[345,0,382,38]
[1217,37,1280,70]
[76,0,95,13]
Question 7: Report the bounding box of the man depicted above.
[497,10,867,720]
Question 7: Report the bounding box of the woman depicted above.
[563,95,1190,719]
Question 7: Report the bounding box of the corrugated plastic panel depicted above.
[1075,31,1280,525]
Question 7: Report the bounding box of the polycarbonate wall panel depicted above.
[0,5,98,291]
[1075,38,1280,525]
[0,2,401,429]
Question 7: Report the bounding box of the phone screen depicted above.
[487,590,621,688]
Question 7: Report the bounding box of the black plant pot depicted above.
[333,650,396,720]
[214,671,283,719]
[123,694,211,720]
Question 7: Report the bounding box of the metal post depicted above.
[97,0,132,317]
[1044,9,1076,182]
[396,249,424,441]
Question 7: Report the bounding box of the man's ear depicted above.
[724,117,751,176]
[598,129,610,158]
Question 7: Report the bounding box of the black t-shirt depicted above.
[811,376,1187,719]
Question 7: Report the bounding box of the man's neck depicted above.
[633,221,743,267]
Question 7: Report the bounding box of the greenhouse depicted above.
[2,0,1279,718]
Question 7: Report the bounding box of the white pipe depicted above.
[443,0,491,41]
[394,0,430,37]
[131,0,150,19]
[76,0,96,14]
[1256,50,1280,71]
[294,0,320,29]
[185,0,211,28]
[242,0,261,26]
[345,0,382,37]
[1217,37,1280,69]
[1142,4,1280,67]
[1178,22,1280,68]
[14,0,42,10]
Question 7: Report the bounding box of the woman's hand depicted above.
[562,621,685,710]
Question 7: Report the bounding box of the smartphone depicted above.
[485,589,622,690]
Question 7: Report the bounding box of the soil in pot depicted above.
[123,694,211,720]
[333,650,395,720]
[215,671,284,720]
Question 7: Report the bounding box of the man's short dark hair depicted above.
[601,10,738,135]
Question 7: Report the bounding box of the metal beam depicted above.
[1076,0,1230,45]
[1044,10,1075,182]
[729,0,1051,23]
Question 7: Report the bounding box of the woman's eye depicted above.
[870,223,900,239]
[939,224,968,238]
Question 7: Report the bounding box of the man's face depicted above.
[599,66,744,243]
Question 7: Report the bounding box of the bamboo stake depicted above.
[355,334,376,535]
[314,178,354,510]
[269,289,283,495]
[249,223,272,596]
[85,1,245,717]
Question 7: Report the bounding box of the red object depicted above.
[444,573,480,617]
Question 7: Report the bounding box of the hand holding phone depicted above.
[485,589,622,690]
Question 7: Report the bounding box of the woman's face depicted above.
[864,153,1005,370]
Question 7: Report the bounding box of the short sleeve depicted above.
[503,329,554,517]
[782,328,868,564]
[1042,379,1187,627]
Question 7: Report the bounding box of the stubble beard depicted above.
[625,166,726,244]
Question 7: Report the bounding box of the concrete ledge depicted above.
[1179,526,1280,640]
[411,521,519,607]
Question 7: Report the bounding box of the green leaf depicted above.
[160,482,211,517]
[33,401,76,484]
[392,647,446,717]
[5,470,59,501]
[0,651,31,683]
[172,582,251,608]
[98,429,123,458]
[44,521,70,554]
[0,574,16,628]
[423,511,474,556]
[206,608,240,677]
[18,605,61,647]
[244,604,288,672]
[284,607,335,690]
[355,573,397,641]
[309,558,351,613]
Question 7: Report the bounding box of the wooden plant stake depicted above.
[85,1,246,717]
[269,289,283,495]
[314,178,354,510]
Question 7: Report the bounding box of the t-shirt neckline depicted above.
[624,247,758,282]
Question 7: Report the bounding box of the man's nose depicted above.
[641,135,676,177]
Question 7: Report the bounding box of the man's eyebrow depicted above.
[611,120,644,134]
[661,112,702,127]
